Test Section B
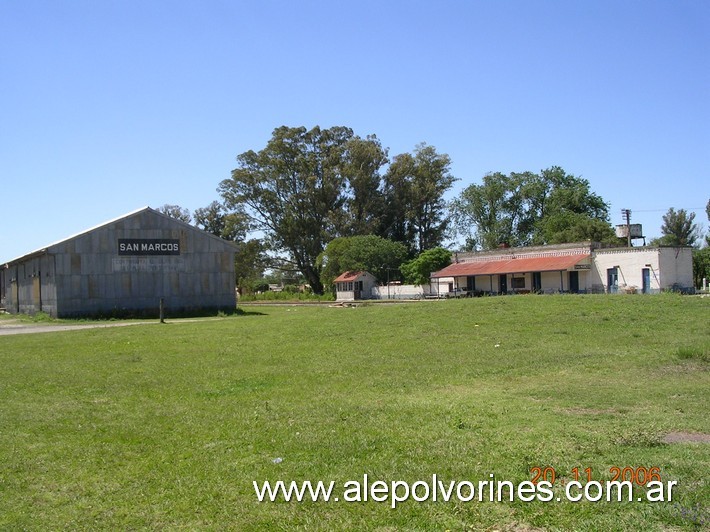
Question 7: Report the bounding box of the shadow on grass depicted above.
[15,307,269,322]
[235,308,267,317]
[158,308,269,319]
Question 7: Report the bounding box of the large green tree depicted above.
[157,204,192,224]
[380,152,415,251]
[656,208,700,247]
[381,143,456,254]
[692,247,710,289]
[317,235,408,289]
[400,247,452,286]
[450,171,519,250]
[193,201,250,242]
[339,135,388,236]
[219,127,458,292]
[218,126,386,294]
[234,239,270,293]
[452,167,616,250]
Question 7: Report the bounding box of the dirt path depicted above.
[0,317,230,336]
[0,319,159,336]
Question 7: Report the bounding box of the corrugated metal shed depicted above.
[1,207,237,317]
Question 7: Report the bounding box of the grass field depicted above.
[0,295,708,530]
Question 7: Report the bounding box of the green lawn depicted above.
[0,295,708,530]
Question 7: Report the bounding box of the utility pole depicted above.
[621,208,632,247]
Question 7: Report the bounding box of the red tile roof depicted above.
[333,270,369,283]
[431,253,590,278]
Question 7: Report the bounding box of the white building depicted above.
[431,242,693,295]
[592,246,693,294]
[334,271,378,301]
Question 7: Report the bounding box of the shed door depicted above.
[569,271,579,293]
[13,267,20,313]
[642,268,650,294]
[33,276,40,309]
[354,280,363,300]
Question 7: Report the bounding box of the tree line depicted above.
[218,125,455,294]
[159,125,710,294]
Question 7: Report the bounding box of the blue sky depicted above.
[2,0,708,261]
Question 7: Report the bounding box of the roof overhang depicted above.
[431,253,591,278]
[3,248,49,268]
[334,270,371,283]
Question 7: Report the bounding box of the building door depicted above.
[32,275,41,310]
[607,268,619,293]
[499,274,507,294]
[642,268,650,294]
[0,268,5,308]
[569,271,579,293]
[354,280,362,300]
[532,272,542,292]
[13,272,20,312]
[466,276,476,294]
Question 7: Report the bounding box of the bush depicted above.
[239,291,334,302]
[282,284,301,294]
[245,280,269,293]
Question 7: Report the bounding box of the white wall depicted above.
[336,290,356,301]
[658,247,694,290]
[592,248,660,293]
[372,284,427,299]
[429,277,455,295]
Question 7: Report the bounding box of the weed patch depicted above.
[676,346,709,363]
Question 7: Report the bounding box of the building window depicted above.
[511,277,525,289]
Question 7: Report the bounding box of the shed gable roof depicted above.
[2,206,236,266]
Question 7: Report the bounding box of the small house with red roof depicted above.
[333,271,378,301]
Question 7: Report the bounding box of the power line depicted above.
[630,207,706,213]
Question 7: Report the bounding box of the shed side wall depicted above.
[47,210,235,317]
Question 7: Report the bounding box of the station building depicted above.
[0,207,237,317]
[431,242,694,295]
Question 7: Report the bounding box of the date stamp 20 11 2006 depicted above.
[531,466,663,486]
